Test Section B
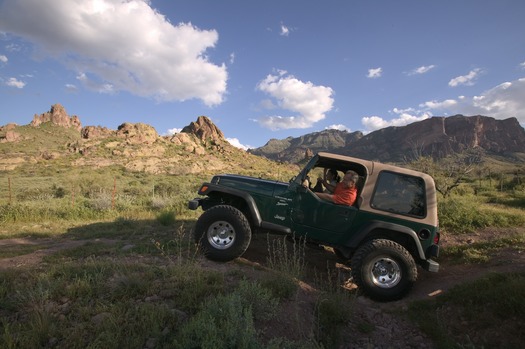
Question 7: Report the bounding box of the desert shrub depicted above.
[52,184,67,198]
[88,193,113,211]
[315,292,354,348]
[439,195,525,234]
[153,182,177,197]
[156,209,176,226]
[174,280,279,348]
[113,194,137,210]
[15,187,52,201]
[266,234,306,279]
[150,196,171,210]
[175,292,259,349]
[236,280,279,321]
[260,271,298,300]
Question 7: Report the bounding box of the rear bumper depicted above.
[421,258,439,272]
[421,244,440,272]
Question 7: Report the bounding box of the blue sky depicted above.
[1,0,524,149]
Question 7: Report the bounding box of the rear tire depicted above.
[351,239,417,301]
[194,205,252,262]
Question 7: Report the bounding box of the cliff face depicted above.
[342,115,525,162]
[443,115,525,153]
[251,115,525,163]
[250,129,364,163]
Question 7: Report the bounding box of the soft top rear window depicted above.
[371,171,426,218]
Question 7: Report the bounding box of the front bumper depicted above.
[188,198,201,210]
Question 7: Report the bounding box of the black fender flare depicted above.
[198,183,263,228]
[345,220,426,260]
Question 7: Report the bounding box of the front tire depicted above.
[351,239,417,301]
[194,205,252,262]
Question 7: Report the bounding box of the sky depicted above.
[1,0,524,150]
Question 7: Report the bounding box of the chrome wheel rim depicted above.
[371,257,402,288]
[207,221,235,250]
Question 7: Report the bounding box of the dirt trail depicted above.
[1,229,524,299]
[0,237,118,270]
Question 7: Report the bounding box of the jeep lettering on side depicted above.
[188,152,440,301]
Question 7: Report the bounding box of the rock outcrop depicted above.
[181,115,224,143]
[30,104,82,131]
[0,124,23,143]
[81,126,115,139]
[116,123,159,144]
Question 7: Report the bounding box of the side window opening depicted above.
[371,171,426,218]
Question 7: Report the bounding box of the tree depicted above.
[407,149,483,198]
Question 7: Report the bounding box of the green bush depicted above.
[438,195,525,233]
[236,280,279,321]
[315,292,354,348]
[260,271,298,300]
[173,280,282,348]
[156,209,176,226]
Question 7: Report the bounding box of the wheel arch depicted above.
[200,184,262,228]
[345,221,426,261]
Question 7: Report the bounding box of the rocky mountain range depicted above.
[250,115,525,163]
[1,104,524,174]
[0,104,284,175]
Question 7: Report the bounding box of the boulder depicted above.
[116,123,159,144]
[82,126,115,139]
[2,130,22,143]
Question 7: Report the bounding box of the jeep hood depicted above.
[209,174,289,196]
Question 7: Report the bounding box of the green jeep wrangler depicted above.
[188,152,440,301]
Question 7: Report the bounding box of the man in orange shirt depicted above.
[314,170,358,206]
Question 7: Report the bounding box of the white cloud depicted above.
[166,127,182,135]
[361,109,430,132]
[226,137,251,150]
[6,77,25,88]
[448,68,482,87]
[520,61,525,69]
[420,99,458,109]
[367,67,382,79]
[76,72,115,94]
[65,83,78,92]
[256,71,335,130]
[0,0,227,106]
[229,52,235,65]
[361,116,389,131]
[466,79,525,120]
[362,77,525,132]
[259,99,277,110]
[420,78,525,124]
[280,24,290,36]
[408,65,435,75]
[0,55,7,63]
[326,124,350,132]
